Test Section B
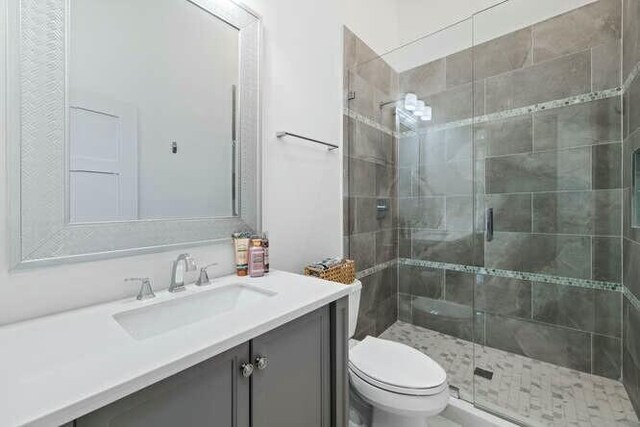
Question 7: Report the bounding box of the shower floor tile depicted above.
[379,321,639,427]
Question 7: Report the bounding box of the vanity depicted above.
[0,271,353,427]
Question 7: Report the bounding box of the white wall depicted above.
[240,0,344,274]
[70,0,238,219]
[343,0,401,56]
[396,0,502,48]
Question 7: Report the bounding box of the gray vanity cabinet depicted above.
[251,306,330,427]
[76,343,250,427]
[74,301,347,427]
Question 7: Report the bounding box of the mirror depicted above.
[69,0,239,221]
[9,0,261,268]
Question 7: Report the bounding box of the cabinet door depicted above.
[251,307,331,427]
[76,343,250,427]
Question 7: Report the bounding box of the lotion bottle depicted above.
[232,233,250,276]
[248,238,265,277]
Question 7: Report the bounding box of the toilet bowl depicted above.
[347,281,449,427]
[349,336,449,427]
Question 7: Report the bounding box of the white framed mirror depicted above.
[8,0,261,269]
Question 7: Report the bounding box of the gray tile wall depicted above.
[344,28,400,340]
[355,266,398,339]
[623,0,640,416]
[532,0,621,63]
[397,0,624,380]
[345,0,631,389]
[480,98,623,281]
[399,0,623,284]
[398,265,622,377]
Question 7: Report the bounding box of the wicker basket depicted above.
[304,259,356,285]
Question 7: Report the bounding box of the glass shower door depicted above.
[389,18,480,406]
[471,0,627,424]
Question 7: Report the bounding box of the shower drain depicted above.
[474,367,494,380]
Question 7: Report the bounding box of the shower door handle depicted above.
[485,208,494,242]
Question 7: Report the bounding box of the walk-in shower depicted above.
[344,0,640,424]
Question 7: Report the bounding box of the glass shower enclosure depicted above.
[345,0,636,425]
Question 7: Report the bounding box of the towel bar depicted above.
[276,131,339,151]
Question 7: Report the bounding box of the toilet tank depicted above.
[348,280,362,339]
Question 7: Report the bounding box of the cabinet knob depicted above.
[255,355,268,370]
[240,362,254,378]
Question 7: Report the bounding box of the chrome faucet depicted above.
[125,277,156,300]
[169,253,197,293]
[196,263,219,286]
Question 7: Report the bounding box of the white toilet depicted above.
[347,280,449,427]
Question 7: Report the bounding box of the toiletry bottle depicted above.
[248,238,265,277]
[232,233,250,276]
[262,232,270,274]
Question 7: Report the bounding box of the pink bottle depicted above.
[248,239,265,277]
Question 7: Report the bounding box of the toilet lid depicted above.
[349,336,447,395]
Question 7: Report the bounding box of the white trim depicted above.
[442,396,517,427]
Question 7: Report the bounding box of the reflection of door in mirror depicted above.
[69,0,239,222]
[69,94,138,223]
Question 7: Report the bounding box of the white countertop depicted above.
[0,271,354,427]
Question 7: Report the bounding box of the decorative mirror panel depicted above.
[8,0,261,268]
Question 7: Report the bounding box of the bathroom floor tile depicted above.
[379,321,639,427]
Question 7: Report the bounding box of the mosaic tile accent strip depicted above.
[356,257,623,292]
[355,259,398,279]
[380,321,639,427]
[625,287,640,313]
[398,258,622,291]
[344,108,397,138]
[347,87,622,142]
[624,60,640,93]
[397,88,622,138]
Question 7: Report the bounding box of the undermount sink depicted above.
[114,283,277,340]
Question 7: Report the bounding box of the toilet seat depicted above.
[348,336,447,396]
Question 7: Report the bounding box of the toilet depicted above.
[347,281,449,427]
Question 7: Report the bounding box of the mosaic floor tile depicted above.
[379,321,639,427]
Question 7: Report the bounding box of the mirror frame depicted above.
[7,0,262,269]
